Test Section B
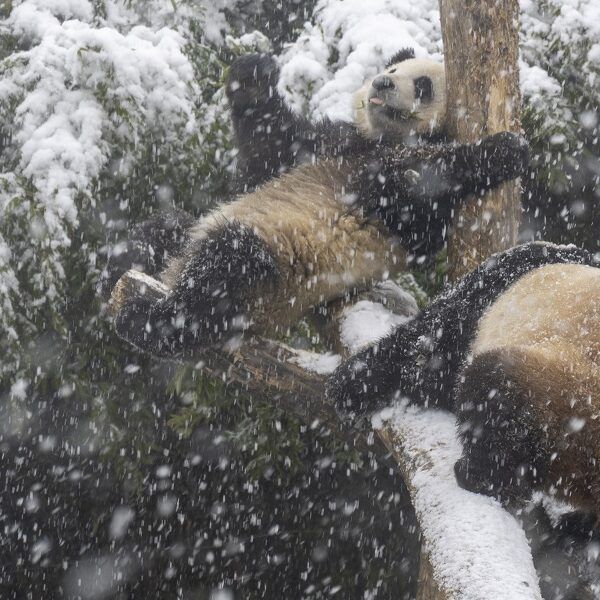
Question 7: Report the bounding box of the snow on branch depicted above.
[376,405,542,600]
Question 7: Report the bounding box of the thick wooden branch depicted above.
[377,407,542,600]
[440,0,522,280]
[111,269,542,600]
[111,270,380,455]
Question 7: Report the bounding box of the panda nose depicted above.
[372,76,395,91]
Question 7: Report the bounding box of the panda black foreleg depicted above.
[454,349,550,504]
[326,316,440,420]
[356,132,530,255]
[115,222,278,357]
[361,131,530,212]
[410,131,531,202]
[226,53,318,192]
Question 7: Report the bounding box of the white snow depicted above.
[109,506,135,541]
[278,0,442,121]
[340,300,410,354]
[374,403,542,600]
[10,378,29,400]
[290,350,341,375]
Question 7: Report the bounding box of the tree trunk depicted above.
[440,0,522,281]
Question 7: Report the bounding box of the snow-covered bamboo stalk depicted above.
[440,0,522,280]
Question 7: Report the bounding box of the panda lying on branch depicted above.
[328,242,600,512]
[107,50,529,358]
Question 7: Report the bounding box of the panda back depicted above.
[472,264,600,367]
[162,160,405,307]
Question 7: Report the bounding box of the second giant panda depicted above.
[109,51,529,358]
[328,242,600,512]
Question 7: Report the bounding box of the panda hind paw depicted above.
[114,297,156,350]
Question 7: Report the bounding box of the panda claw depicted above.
[482,131,530,181]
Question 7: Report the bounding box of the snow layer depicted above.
[374,404,542,600]
[291,350,341,375]
[102,0,231,44]
[278,0,442,121]
[0,0,239,366]
[340,300,410,355]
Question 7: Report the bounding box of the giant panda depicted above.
[108,51,529,358]
[327,241,600,512]
[100,50,425,298]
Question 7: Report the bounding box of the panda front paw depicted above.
[225,53,280,112]
[482,131,530,182]
[326,356,385,424]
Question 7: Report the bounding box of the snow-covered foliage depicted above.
[0,0,235,374]
[278,0,442,121]
[520,0,600,191]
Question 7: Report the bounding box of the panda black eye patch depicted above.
[414,76,433,103]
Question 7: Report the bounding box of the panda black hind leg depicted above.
[453,348,551,504]
[455,342,600,509]
[115,222,278,357]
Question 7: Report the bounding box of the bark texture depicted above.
[440,0,522,280]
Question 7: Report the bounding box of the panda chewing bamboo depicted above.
[107,49,529,358]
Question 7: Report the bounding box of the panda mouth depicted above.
[369,97,413,121]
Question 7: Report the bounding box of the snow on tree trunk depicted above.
[440,0,522,280]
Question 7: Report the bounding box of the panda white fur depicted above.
[353,54,446,141]
[328,242,600,512]
[108,50,528,358]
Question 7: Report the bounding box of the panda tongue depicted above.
[370,97,384,106]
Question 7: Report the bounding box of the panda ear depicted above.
[386,48,415,67]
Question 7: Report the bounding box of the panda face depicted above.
[354,58,446,141]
